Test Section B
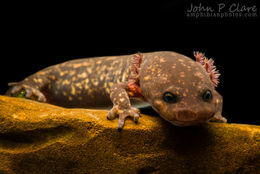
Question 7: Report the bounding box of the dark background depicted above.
[1,0,259,125]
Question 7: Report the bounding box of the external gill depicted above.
[194,51,220,87]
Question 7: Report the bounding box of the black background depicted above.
[1,0,259,125]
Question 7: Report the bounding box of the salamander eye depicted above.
[202,90,212,102]
[163,92,178,103]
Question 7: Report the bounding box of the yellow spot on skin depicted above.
[38,79,43,83]
[160,58,166,63]
[110,91,114,97]
[82,62,89,66]
[106,88,110,94]
[91,79,99,86]
[154,100,167,113]
[154,100,163,106]
[71,85,76,95]
[144,76,151,81]
[194,72,203,78]
[38,71,46,75]
[180,72,185,78]
[77,72,87,78]
[109,82,114,87]
[73,63,82,69]
[120,98,125,102]
[178,58,184,62]
[100,74,105,81]
[62,80,70,85]
[63,91,67,96]
[216,99,220,104]
[96,60,102,64]
[84,85,89,89]
[185,89,189,93]
[60,71,68,77]
[69,70,76,76]
[75,83,82,89]
[49,75,56,80]
[83,79,89,84]
[151,68,156,74]
[162,77,168,82]
[87,68,92,74]
[183,93,187,97]
[60,72,65,76]
[119,93,122,97]
[72,77,76,81]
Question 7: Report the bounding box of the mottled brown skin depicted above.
[6,51,227,130]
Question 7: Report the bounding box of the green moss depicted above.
[10,90,26,99]
[17,91,25,98]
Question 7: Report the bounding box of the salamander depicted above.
[6,51,227,130]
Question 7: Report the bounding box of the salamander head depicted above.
[140,51,222,126]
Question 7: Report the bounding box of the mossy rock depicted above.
[0,95,259,174]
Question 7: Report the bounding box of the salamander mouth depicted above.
[169,113,215,127]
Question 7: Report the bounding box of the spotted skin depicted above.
[6,51,226,130]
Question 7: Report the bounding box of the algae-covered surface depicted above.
[0,95,259,173]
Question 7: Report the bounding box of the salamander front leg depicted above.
[209,114,227,123]
[209,91,227,123]
[107,83,140,131]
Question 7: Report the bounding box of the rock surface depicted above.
[0,95,259,174]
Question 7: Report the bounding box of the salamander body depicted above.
[6,51,227,130]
